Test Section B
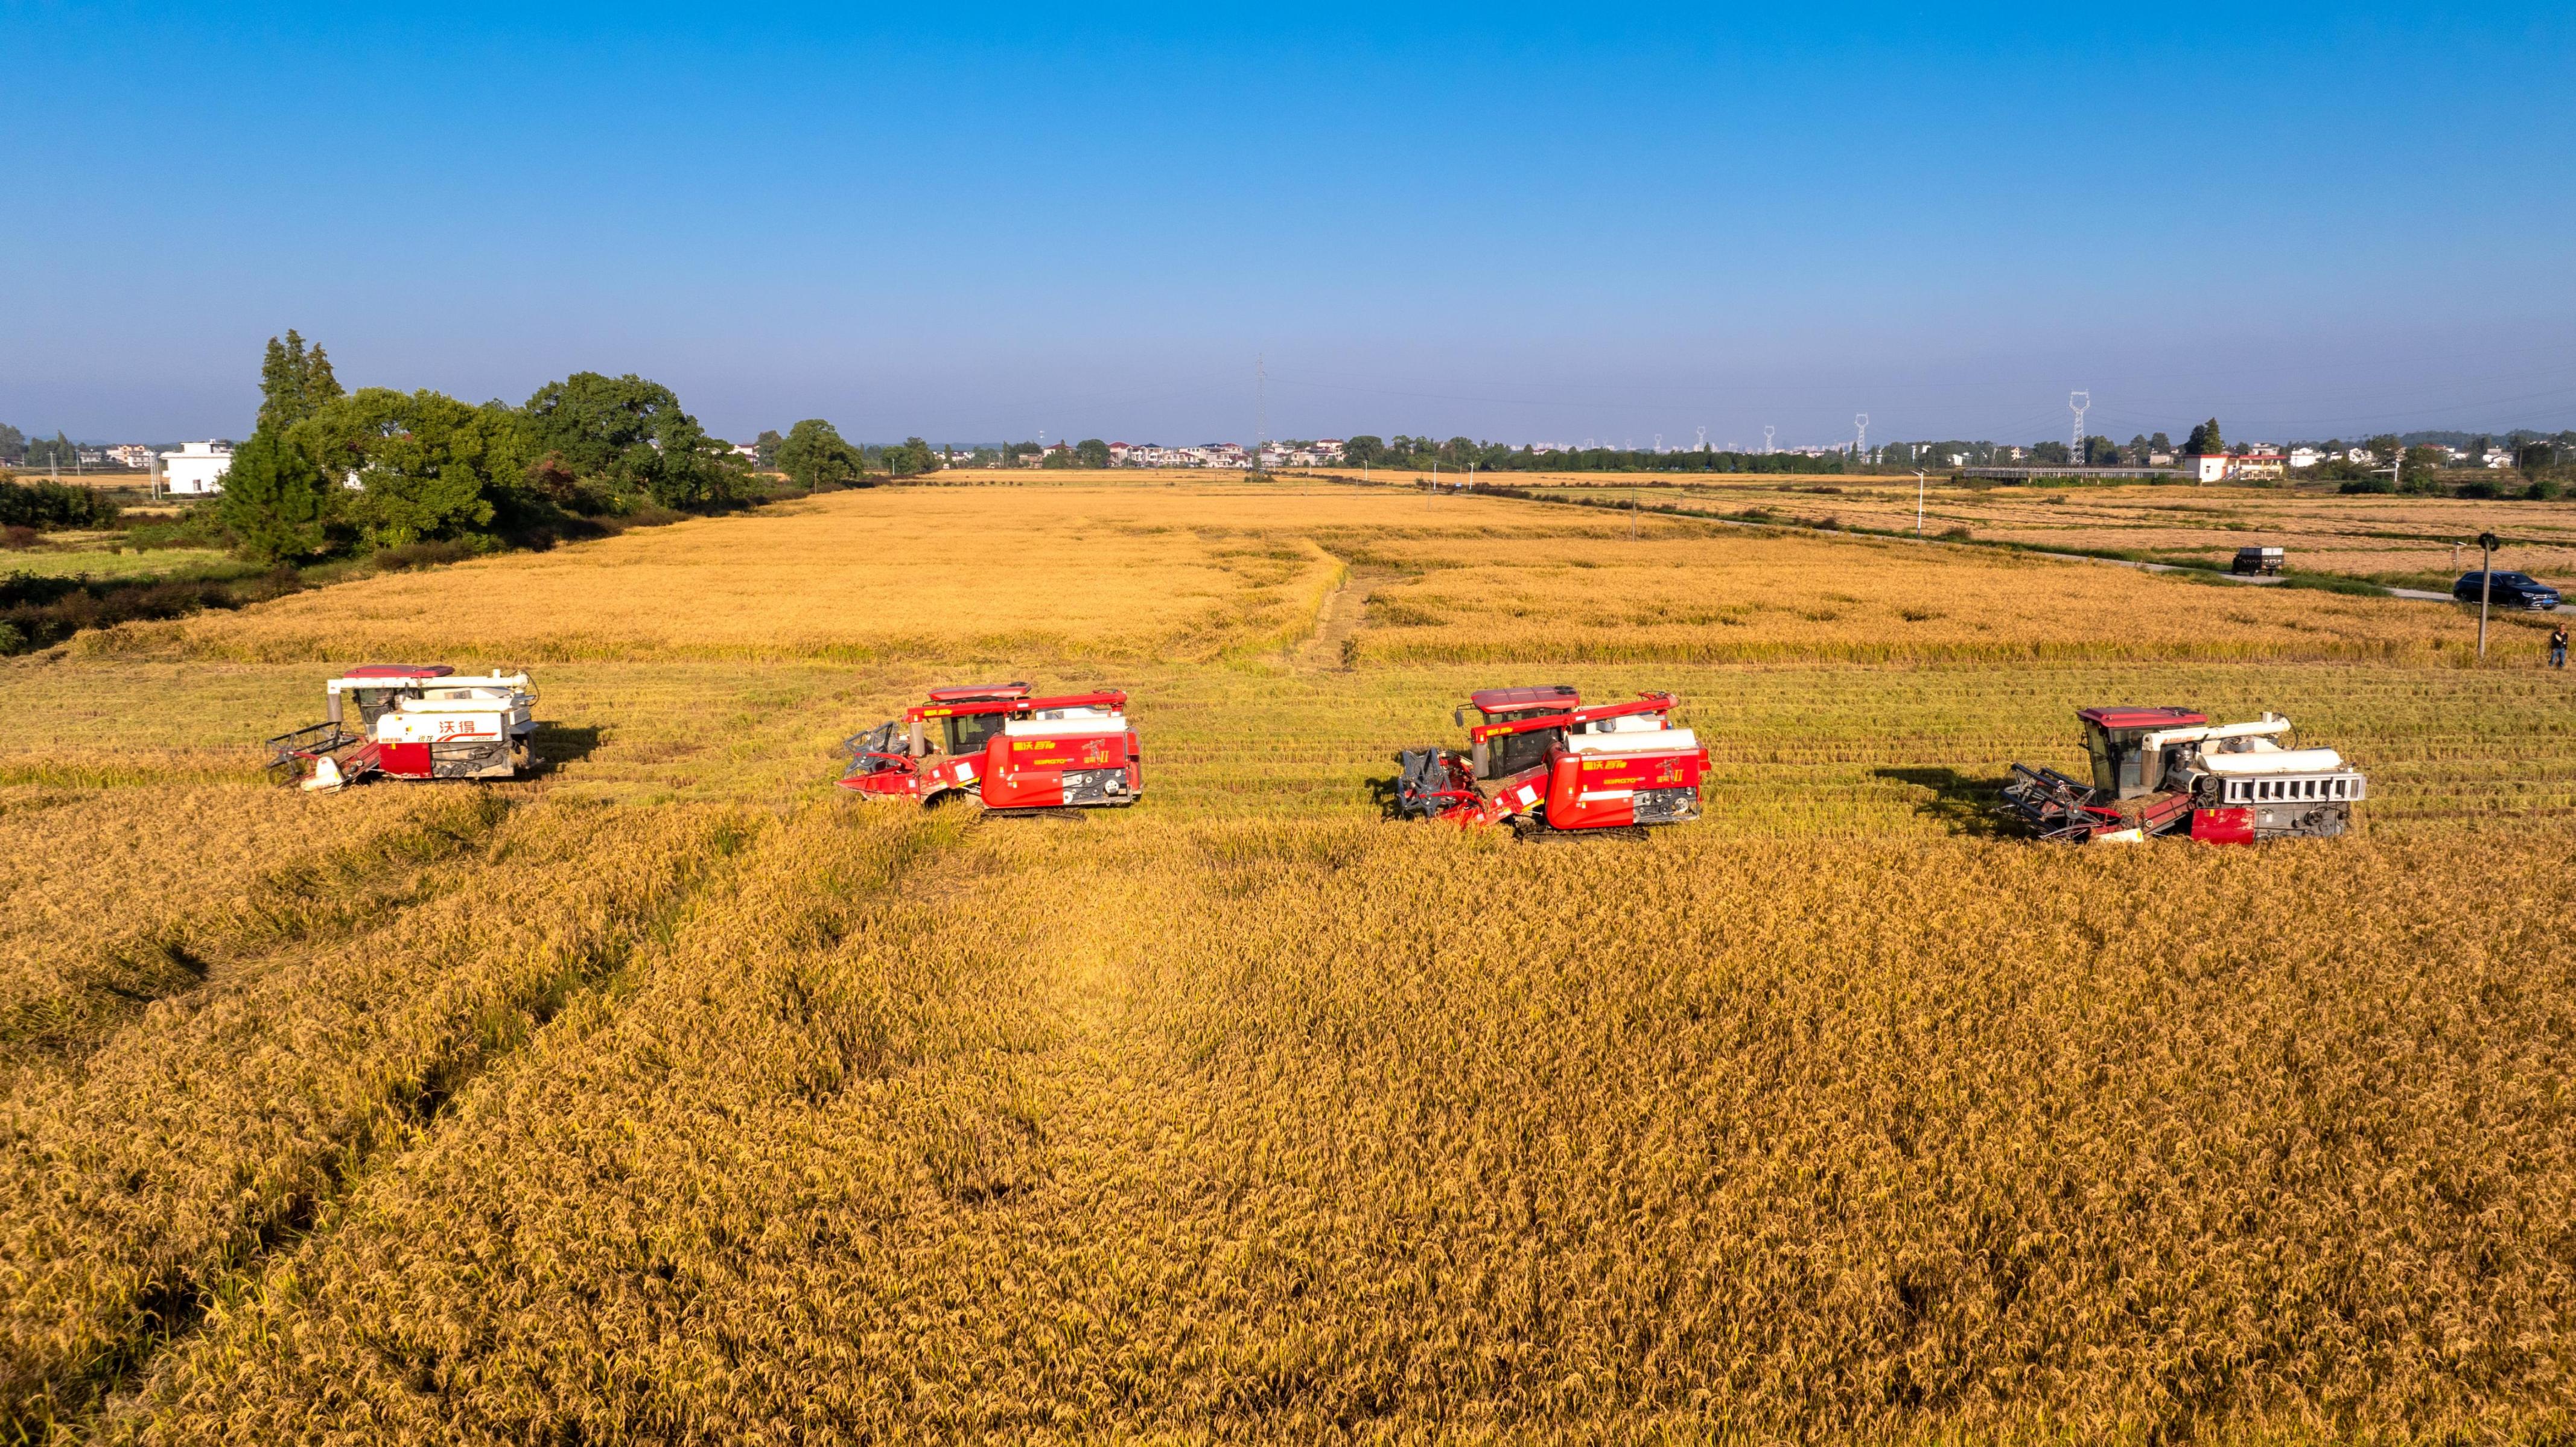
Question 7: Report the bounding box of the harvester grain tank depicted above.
[266,665,539,791]
[2000,705,2365,843]
[838,682,1142,812]
[1393,684,1711,833]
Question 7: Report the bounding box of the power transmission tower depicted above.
[2069,391,2090,464]
[1762,425,1776,455]
[1696,426,1707,453]
[1854,414,1869,464]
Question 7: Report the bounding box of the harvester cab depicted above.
[2002,705,2366,844]
[839,682,1142,812]
[1395,684,1711,833]
[266,665,539,792]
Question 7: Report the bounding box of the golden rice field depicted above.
[7,479,2576,1442]
[1318,468,2576,590]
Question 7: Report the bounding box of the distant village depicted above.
[1,431,2554,497]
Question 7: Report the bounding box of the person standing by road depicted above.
[2551,622,2568,669]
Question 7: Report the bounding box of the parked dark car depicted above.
[2454,570,2561,610]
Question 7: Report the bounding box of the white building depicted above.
[107,444,156,469]
[160,440,234,495]
[2289,447,2325,469]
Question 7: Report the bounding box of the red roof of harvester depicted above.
[2077,705,2208,730]
[1471,684,1582,714]
[344,664,455,679]
[926,682,1031,702]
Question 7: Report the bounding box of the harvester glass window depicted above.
[351,687,410,729]
[2085,727,2150,798]
[943,712,1007,757]
[1482,722,1560,780]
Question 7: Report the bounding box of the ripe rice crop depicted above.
[6,476,2575,1439]
[93,815,2576,1442]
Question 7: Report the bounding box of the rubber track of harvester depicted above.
[1513,821,1650,843]
[981,807,1093,822]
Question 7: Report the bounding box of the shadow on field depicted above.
[533,724,606,774]
[1364,771,1405,819]
[1872,766,2010,838]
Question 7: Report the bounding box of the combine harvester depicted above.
[267,665,539,792]
[1391,684,1711,835]
[838,682,1142,813]
[2000,705,2365,844]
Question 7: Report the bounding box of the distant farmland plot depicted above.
[7,477,2575,1441]
[1341,468,2576,589]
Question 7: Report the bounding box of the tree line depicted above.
[215,331,774,564]
[1339,436,1853,474]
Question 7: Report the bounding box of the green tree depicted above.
[214,425,339,562]
[2030,440,2072,465]
[2181,419,2224,455]
[2516,440,2557,472]
[2365,434,2404,462]
[0,424,22,463]
[754,429,783,468]
[886,436,939,477]
[518,372,743,509]
[292,389,523,547]
[22,433,75,469]
[1344,435,1385,466]
[1074,437,1111,469]
[775,419,865,491]
[256,329,346,431]
[2148,431,2172,456]
[1038,444,1080,469]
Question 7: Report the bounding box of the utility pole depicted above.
[2478,530,2499,660]
[1915,469,1927,537]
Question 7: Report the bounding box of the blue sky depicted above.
[4,3,2572,447]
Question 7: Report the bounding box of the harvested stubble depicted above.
[1482,473,2576,585]
[98,815,2576,1442]
[1334,525,2518,667]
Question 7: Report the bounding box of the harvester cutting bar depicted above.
[264,721,359,774]
[1997,763,2107,841]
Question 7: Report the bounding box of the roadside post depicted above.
[1915,469,1926,537]
[2479,531,2500,660]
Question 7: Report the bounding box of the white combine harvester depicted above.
[266,665,539,792]
[2001,705,2365,843]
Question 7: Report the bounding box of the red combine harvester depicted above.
[1393,684,1711,833]
[266,665,539,792]
[838,682,1142,812]
[2000,705,2366,844]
